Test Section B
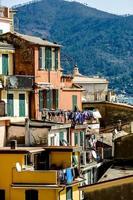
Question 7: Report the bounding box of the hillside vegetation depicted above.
[14,0,133,95]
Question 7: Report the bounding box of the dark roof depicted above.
[44,146,82,152]
[1,32,61,47]
[0,147,45,154]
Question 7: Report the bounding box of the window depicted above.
[72,95,77,110]
[7,93,14,116]
[39,90,44,111]
[0,29,2,34]
[55,48,58,70]
[80,131,84,147]
[74,132,78,146]
[39,47,45,69]
[2,54,8,75]
[50,136,55,146]
[0,190,5,200]
[25,190,38,200]
[46,89,52,109]
[59,131,64,145]
[19,94,25,117]
[53,89,58,109]
[45,47,52,70]
[66,187,72,200]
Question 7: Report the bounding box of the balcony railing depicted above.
[7,75,34,89]
[80,150,98,166]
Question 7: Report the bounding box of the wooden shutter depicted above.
[55,48,58,70]
[66,187,72,200]
[46,89,52,109]
[72,95,77,110]
[55,89,58,109]
[80,131,84,146]
[0,30,3,34]
[39,47,45,69]
[39,90,43,111]
[7,93,14,116]
[2,54,8,75]
[74,132,78,146]
[19,94,25,117]
[45,47,52,70]
[59,131,64,145]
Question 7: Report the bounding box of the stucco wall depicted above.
[1,90,29,117]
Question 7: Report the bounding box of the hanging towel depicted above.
[66,168,73,184]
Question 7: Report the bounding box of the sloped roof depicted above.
[0,41,14,50]
[0,32,61,47]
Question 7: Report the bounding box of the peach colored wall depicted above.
[34,47,62,88]
[59,89,82,111]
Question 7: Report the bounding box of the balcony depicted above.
[12,166,80,186]
[12,168,58,185]
[80,150,98,166]
[7,75,34,90]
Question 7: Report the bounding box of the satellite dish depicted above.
[9,76,18,88]
[16,162,22,172]
[91,150,97,159]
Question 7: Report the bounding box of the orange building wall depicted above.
[59,89,82,111]
[34,47,62,88]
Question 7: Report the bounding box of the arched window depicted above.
[25,189,38,200]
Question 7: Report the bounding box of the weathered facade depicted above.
[0,32,83,119]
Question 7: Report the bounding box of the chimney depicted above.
[10,140,17,149]
[73,64,80,76]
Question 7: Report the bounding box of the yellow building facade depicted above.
[0,146,82,200]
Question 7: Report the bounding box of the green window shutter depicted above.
[80,131,84,146]
[2,54,8,75]
[55,89,58,109]
[45,47,52,70]
[46,89,52,109]
[66,187,72,200]
[39,47,42,69]
[39,90,44,111]
[72,95,77,110]
[0,30,3,35]
[7,94,14,116]
[19,94,25,117]
[55,48,58,70]
[39,47,45,69]
[74,133,78,146]
[59,131,64,145]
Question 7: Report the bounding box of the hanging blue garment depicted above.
[66,168,73,184]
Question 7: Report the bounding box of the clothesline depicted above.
[42,109,101,124]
